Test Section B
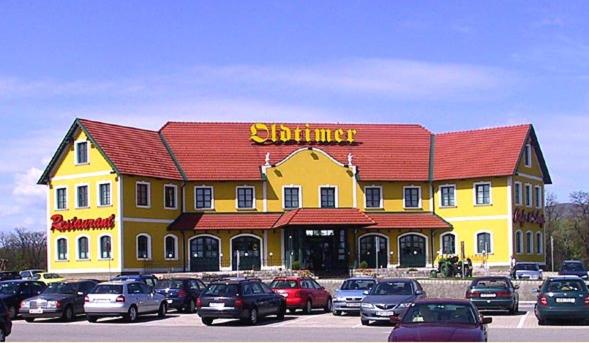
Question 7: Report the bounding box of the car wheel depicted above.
[186,299,196,313]
[333,310,342,316]
[202,317,214,326]
[25,317,35,323]
[324,298,332,313]
[126,305,138,322]
[158,302,167,318]
[361,318,370,326]
[288,308,296,314]
[7,306,16,320]
[87,316,98,323]
[62,306,74,322]
[538,318,546,326]
[248,307,258,325]
[276,304,286,320]
[303,300,312,314]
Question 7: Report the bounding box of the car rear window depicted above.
[544,280,587,292]
[562,263,585,271]
[515,264,539,271]
[90,284,123,294]
[270,280,298,289]
[473,279,509,289]
[202,284,239,297]
[402,303,477,324]
[371,281,413,295]
[156,280,184,289]
[341,279,375,291]
[44,282,76,294]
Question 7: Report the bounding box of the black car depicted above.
[0,280,46,319]
[197,279,286,325]
[19,280,98,322]
[111,274,158,288]
[466,276,519,314]
[0,272,20,282]
[0,300,12,342]
[155,278,206,313]
[559,260,588,280]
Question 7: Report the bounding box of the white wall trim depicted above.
[443,215,509,222]
[262,181,268,212]
[516,172,543,182]
[163,184,178,210]
[357,233,389,267]
[403,185,422,209]
[282,184,302,209]
[273,147,347,168]
[163,234,179,261]
[363,185,383,209]
[235,185,256,210]
[52,170,113,181]
[122,217,174,224]
[318,185,339,208]
[135,181,151,208]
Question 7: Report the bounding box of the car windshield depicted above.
[202,284,239,297]
[371,281,413,295]
[45,273,61,279]
[90,284,123,294]
[562,263,585,271]
[515,264,539,271]
[0,282,19,295]
[341,279,376,291]
[545,280,587,293]
[270,280,298,289]
[402,303,477,324]
[156,280,184,289]
[473,279,509,289]
[44,283,76,294]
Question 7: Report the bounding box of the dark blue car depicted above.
[154,278,206,313]
[559,260,588,280]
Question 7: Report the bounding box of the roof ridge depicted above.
[436,123,531,136]
[162,121,429,129]
[79,118,158,134]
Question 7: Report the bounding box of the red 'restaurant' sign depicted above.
[513,208,545,227]
[51,214,115,231]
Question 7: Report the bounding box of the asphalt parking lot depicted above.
[7,303,589,342]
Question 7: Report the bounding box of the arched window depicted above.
[78,237,89,260]
[136,234,151,260]
[536,232,543,255]
[165,235,177,260]
[526,231,533,254]
[515,231,523,254]
[441,233,456,255]
[57,238,68,260]
[476,232,492,254]
[100,235,112,259]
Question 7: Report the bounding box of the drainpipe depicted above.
[182,230,186,272]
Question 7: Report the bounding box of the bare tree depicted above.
[0,228,46,271]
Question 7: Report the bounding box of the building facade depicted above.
[39,119,551,275]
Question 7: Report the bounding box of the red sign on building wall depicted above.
[513,208,545,227]
[50,214,115,231]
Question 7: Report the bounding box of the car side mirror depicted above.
[363,290,369,295]
[481,316,492,324]
[390,315,401,325]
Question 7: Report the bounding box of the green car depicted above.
[466,276,519,314]
[534,276,589,325]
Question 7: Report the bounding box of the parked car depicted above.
[270,276,332,314]
[0,300,12,342]
[0,280,46,319]
[32,273,65,284]
[332,277,377,315]
[111,274,158,288]
[511,262,543,280]
[0,272,21,282]
[84,281,167,322]
[197,278,286,325]
[360,278,426,326]
[558,260,588,280]
[534,276,589,325]
[466,276,519,314]
[19,270,44,280]
[154,278,206,313]
[19,280,98,322]
[388,299,492,342]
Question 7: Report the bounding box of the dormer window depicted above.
[75,141,89,165]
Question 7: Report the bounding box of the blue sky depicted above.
[1,1,588,231]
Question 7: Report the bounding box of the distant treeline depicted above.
[0,228,46,271]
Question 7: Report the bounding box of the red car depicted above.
[270,277,332,314]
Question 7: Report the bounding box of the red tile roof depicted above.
[79,119,183,180]
[434,124,531,181]
[366,212,451,229]
[273,208,375,227]
[169,212,283,231]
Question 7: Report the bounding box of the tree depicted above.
[0,228,46,271]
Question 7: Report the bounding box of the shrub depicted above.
[359,261,369,269]
[291,260,301,270]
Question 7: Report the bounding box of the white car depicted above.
[84,281,167,322]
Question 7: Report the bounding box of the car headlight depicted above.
[361,303,374,309]
[47,301,58,308]
[334,297,346,302]
[397,303,411,308]
[20,301,30,308]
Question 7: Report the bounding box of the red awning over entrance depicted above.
[273,208,375,227]
[169,212,283,231]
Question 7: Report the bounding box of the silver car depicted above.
[511,262,543,280]
[84,281,167,322]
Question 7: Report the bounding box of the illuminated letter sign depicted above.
[250,123,357,144]
[50,214,116,231]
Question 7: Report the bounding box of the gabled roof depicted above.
[273,208,375,227]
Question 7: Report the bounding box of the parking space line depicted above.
[517,311,528,328]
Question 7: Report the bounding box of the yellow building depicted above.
[38,119,551,275]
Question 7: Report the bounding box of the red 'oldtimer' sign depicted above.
[512,208,545,227]
[50,214,115,231]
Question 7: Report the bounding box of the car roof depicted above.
[0,279,29,283]
[472,276,510,280]
[563,260,584,263]
[379,278,414,282]
[515,262,539,265]
[98,280,135,285]
[548,275,584,280]
[344,277,377,281]
[273,276,303,280]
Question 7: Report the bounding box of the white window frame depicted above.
[74,139,90,165]
[54,186,68,211]
[439,184,457,208]
[56,236,68,261]
[524,143,532,168]
[440,232,457,255]
[536,232,543,255]
[515,230,523,254]
[236,185,256,210]
[364,185,383,209]
[318,185,339,208]
[514,181,522,206]
[194,185,215,210]
[164,234,179,261]
[403,185,422,209]
[96,181,112,207]
[136,233,152,261]
[98,234,113,260]
[535,185,543,209]
[525,230,533,254]
[474,231,493,255]
[524,183,532,208]
[163,184,178,210]
[282,185,303,209]
[135,181,151,208]
[76,235,90,261]
[473,182,492,206]
[75,183,90,209]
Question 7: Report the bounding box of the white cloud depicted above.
[12,167,44,198]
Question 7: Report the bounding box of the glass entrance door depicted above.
[190,236,220,272]
[231,236,262,271]
[399,234,426,267]
[359,235,388,268]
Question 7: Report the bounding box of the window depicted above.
[404,186,420,208]
[535,186,543,209]
[525,184,532,207]
[236,187,255,209]
[441,233,456,255]
[136,182,150,207]
[136,234,151,260]
[164,185,177,209]
[476,232,492,254]
[57,238,67,260]
[515,231,523,254]
[283,187,300,209]
[526,231,533,254]
[78,237,89,260]
[365,187,382,209]
[514,182,522,205]
[440,185,455,207]
[76,185,88,208]
[98,183,111,206]
[524,144,532,167]
[536,232,543,255]
[165,235,177,260]
[75,141,88,164]
[195,187,213,209]
[474,183,491,205]
[320,187,336,208]
[56,187,67,210]
[100,235,112,259]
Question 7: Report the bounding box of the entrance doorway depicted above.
[359,234,388,268]
[189,236,220,272]
[231,235,262,271]
[284,228,348,273]
[399,234,426,267]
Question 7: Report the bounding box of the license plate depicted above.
[209,302,225,308]
[556,298,575,303]
[480,293,496,298]
[95,299,111,303]
[29,308,43,314]
[376,311,396,316]
[346,303,361,307]
[166,299,173,303]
